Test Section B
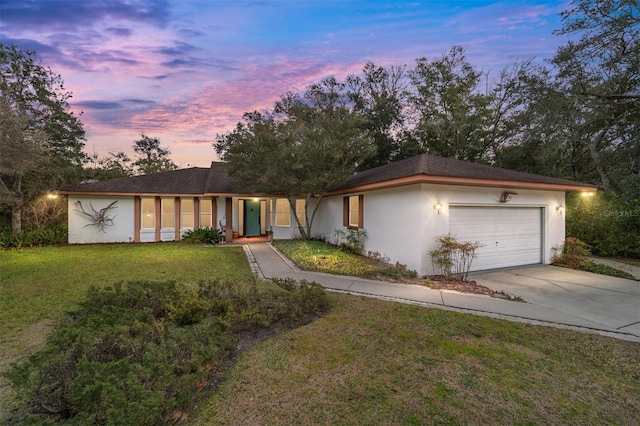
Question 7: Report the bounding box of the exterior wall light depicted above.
[581,191,595,197]
[557,204,565,213]
[434,201,443,214]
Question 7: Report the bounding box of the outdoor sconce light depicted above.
[581,191,595,197]
[557,204,565,213]
[434,201,443,214]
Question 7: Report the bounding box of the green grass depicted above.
[272,239,416,280]
[0,243,252,349]
[194,294,640,425]
[3,243,640,424]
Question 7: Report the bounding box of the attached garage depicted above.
[449,206,543,272]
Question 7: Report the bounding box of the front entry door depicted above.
[245,200,261,236]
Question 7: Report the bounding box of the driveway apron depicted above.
[472,266,640,339]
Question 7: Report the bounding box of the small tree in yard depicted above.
[429,234,483,281]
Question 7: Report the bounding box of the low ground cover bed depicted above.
[0,243,254,421]
[552,237,636,280]
[273,239,521,299]
[421,276,524,301]
[3,278,329,424]
[272,239,417,280]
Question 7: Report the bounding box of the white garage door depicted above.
[449,207,542,272]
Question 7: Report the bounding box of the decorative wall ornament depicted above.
[73,200,118,232]
[500,191,518,203]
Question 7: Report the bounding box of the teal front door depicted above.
[245,200,261,236]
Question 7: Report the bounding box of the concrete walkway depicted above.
[244,243,640,342]
[591,258,640,280]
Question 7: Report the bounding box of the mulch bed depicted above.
[400,276,525,302]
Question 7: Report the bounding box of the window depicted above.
[344,195,363,228]
[161,198,175,229]
[295,199,306,226]
[141,198,155,229]
[181,198,194,228]
[275,198,290,227]
[199,199,212,228]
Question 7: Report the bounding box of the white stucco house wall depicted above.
[60,154,596,276]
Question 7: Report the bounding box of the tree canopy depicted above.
[0,43,86,234]
[215,78,373,239]
[214,0,638,252]
[132,133,177,175]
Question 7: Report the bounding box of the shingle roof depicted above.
[60,154,596,196]
[343,154,593,189]
[60,167,211,195]
[204,162,246,193]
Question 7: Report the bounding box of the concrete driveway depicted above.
[472,265,640,340]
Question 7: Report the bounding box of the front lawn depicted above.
[3,243,639,424]
[0,244,252,356]
[195,294,640,425]
[1,244,331,424]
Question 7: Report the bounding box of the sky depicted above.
[0,0,571,168]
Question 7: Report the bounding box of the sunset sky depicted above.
[0,0,571,168]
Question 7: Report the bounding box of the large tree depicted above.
[549,0,639,192]
[408,46,493,162]
[346,62,408,169]
[215,77,373,239]
[0,43,86,234]
[86,150,134,180]
[0,97,47,233]
[132,133,177,175]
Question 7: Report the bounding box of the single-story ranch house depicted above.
[60,154,596,276]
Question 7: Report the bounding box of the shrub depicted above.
[551,237,634,279]
[377,262,418,280]
[428,234,482,281]
[551,237,591,269]
[4,279,329,425]
[566,185,640,258]
[181,227,223,244]
[0,224,68,248]
[334,227,367,254]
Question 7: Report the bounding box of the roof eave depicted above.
[60,191,207,197]
[327,175,597,196]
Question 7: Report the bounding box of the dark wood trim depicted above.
[154,197,161,241]
[193,197,200,228]
[343,196,348,227]
[174,197,181,241]
[343,195,364,228]
[212,197,217,231]
[225,197,233,242]
[133,196,141,243]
